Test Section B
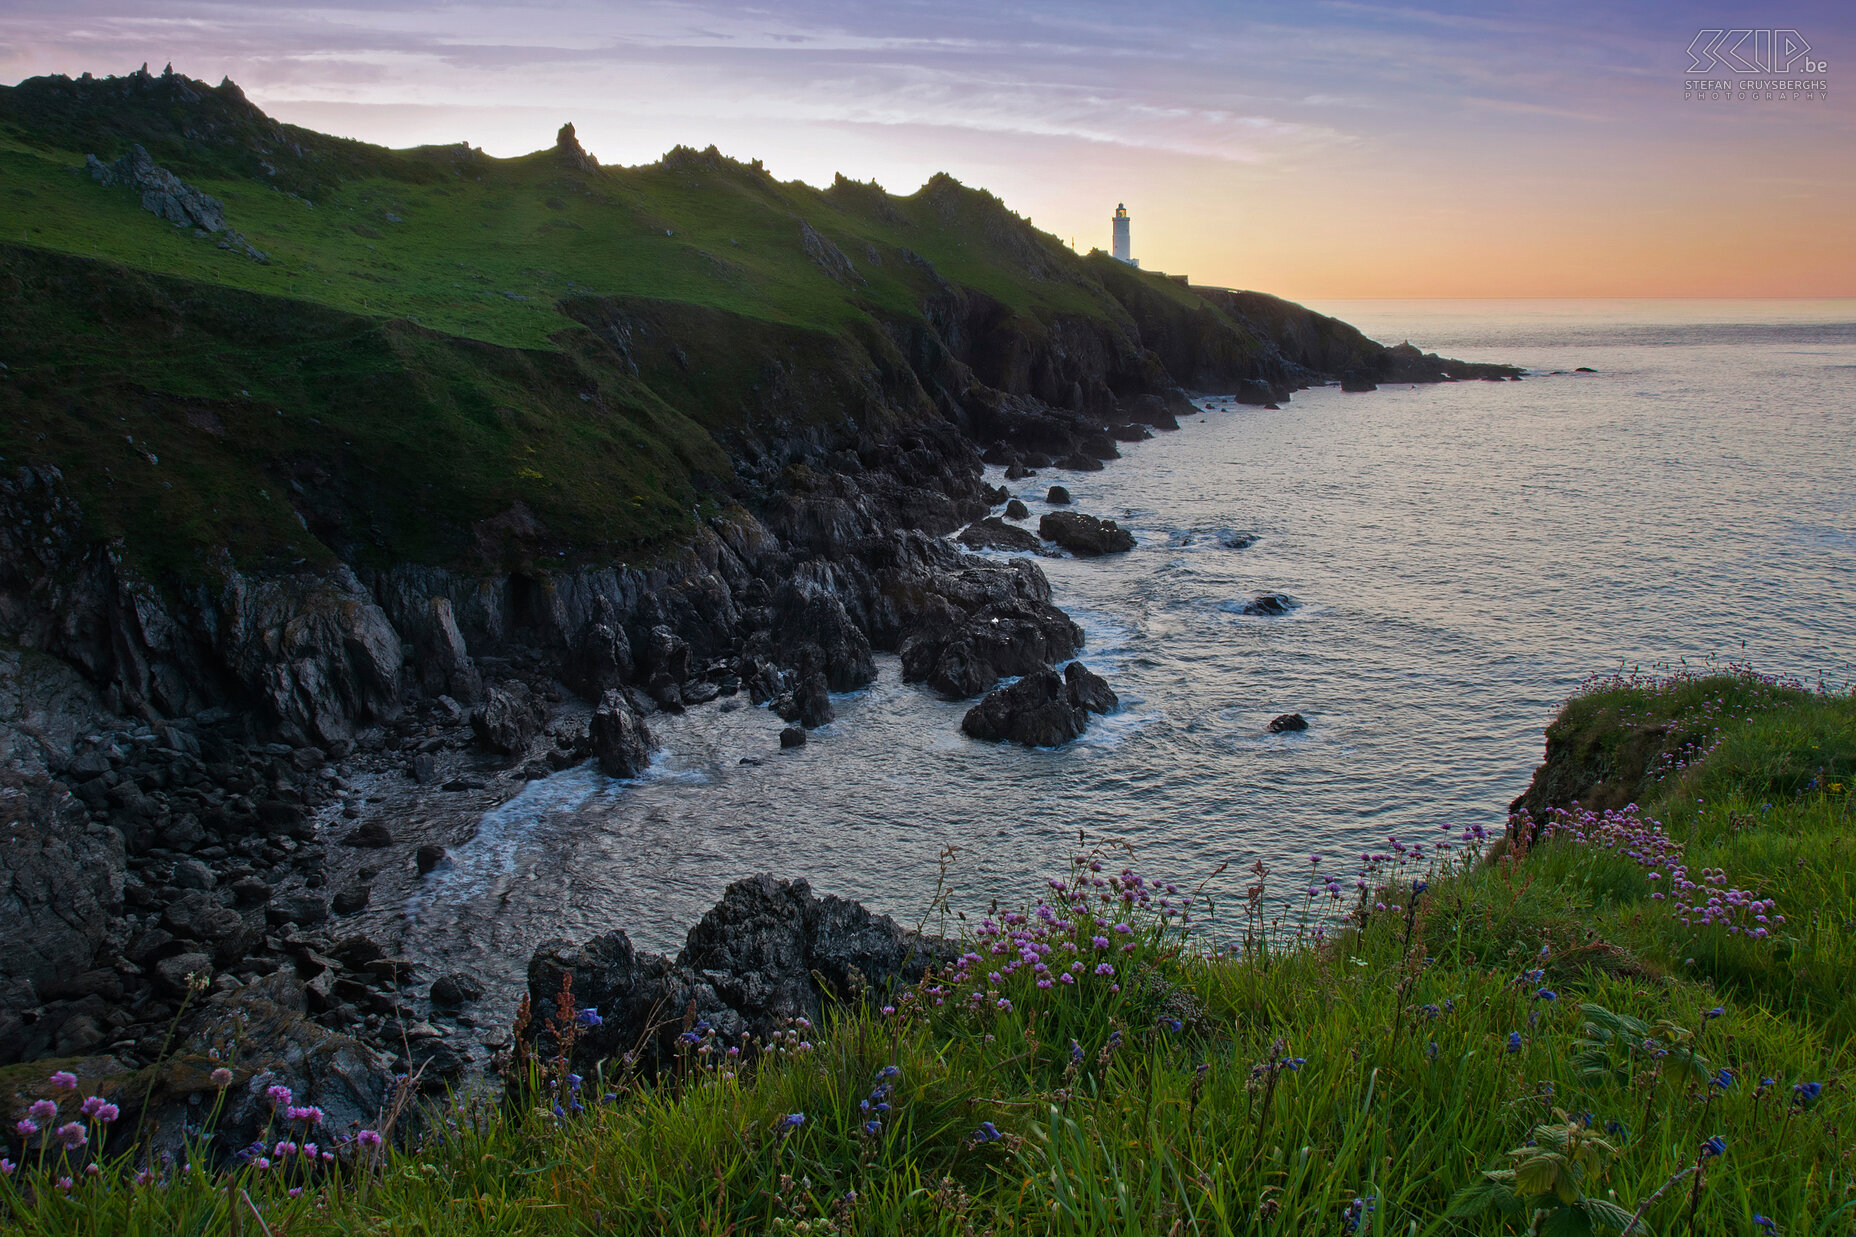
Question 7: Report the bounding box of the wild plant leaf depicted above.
[1579,1197,1649,1235]
[1514,1155,1565,1197]
[1538,1203,1597,1237]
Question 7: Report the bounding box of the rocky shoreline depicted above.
[1,265,1520,1158]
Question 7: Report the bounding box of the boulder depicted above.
[1267,713,1309,733]
[331,884,371,914]
[470,684,539,755]
[779,726,807,749]
[415,844,446,876]
[794,672,834,729]
[429,972,485,1006]
[1046,485,1072,505]
[1039,511,1136,556]
[589,690,655,778]
[154,952,214,996]
[1004,499,1030,520]
[1218,532,1257,550]
[343,820,392,848]
[957,517,1041,554]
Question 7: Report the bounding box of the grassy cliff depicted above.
[0,68,1292,586]
[3,668,1851,1233]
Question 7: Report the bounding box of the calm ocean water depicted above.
[404,300,1856,1005]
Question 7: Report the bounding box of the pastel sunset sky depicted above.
[4,1,1851,296]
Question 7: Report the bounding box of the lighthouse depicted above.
[1111,203,1136,267]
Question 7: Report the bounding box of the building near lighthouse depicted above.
[1111,203,1137,267]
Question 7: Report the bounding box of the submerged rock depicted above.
[1267,713,1309,733]
[1241,593,1298,617]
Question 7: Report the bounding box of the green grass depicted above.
[4,670,1853,1234]
[0,75,1266,582]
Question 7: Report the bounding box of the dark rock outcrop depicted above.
[1004,499,1030,520]
[526,875,947,1072]
[589,690,654,778]
[470,683,542,755]
[957,516,1041,554]
[1267,712,1308,733]
[960,661,1116,747]
[1047,485,1071,505]
[1039,511,1135,556]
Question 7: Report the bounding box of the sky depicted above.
[2,1,1853,297]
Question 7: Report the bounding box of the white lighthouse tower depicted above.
[1111,203,1137,267]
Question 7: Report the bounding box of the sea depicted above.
[401,299,1856,1008]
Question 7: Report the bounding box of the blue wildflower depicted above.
[1700,1135,1727,1159]
[1713,1068,1734,1089]
[974,1121,1002,1142]
[863,1120,881,1136]
[1704,1006,1726,1021]
[778,1112,805,1133]
[1793,1081,1823,1106]
[577,1008,602,1027]
[1535,988,1558,1002]
[1506,1032,1523,1053]
[1752,1216,1776,1233]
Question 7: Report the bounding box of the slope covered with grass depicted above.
[3,668,1851,1234]
[2,68,1289,587]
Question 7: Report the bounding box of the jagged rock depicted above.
[682,681,721,705]
[1241,593,1297,616]
[794,672,833,728]
[1039,511,1135,556]
[589,690,654,778]
[87,144,224,231]
[526,875,947,1072]
[1057,453,1106,471]
[470,684,539,755]
[958,517,1041,554]
[960,667,1085,746]
[417,597,482,703]
[1004,499,1030,520]
[408,752,439,784]
[1064,661,1119,715]
[158,972,393,1166]
[429,972,484,1006]
[555,122,599,173]
[779,725,806,749]
[1267,713,1308,733]
[415,844,446,875]
[899,599,1084,701]
[1046,485,1072,504]
[562,604,633,702]
[1218,532,1257,550]
[1340,372,1378,392]
[798,219,861,284]
[768,577,876,692]
[1003,463,1033,480]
